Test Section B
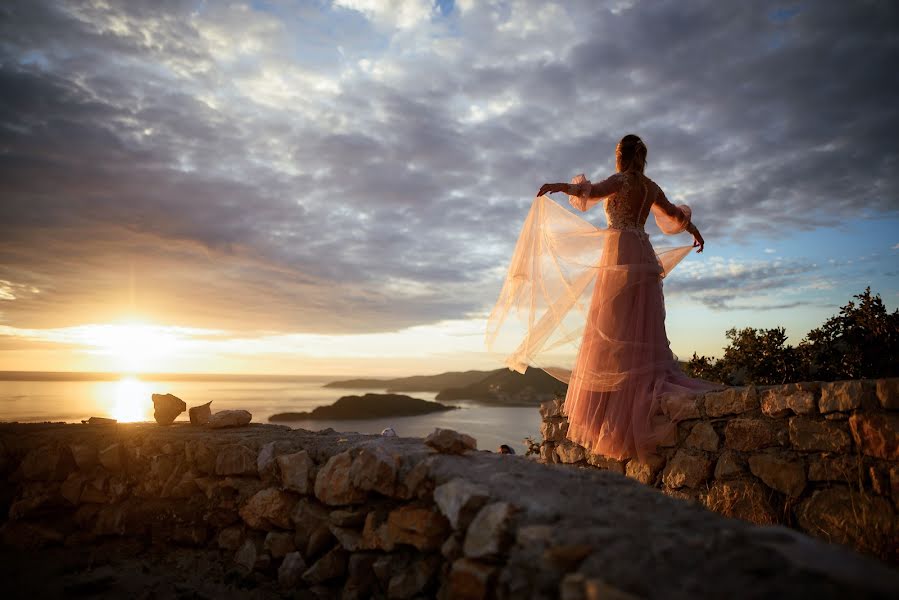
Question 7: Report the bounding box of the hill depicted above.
[436,368,567,405]
[268,393,457,421]
[324,370,492,392]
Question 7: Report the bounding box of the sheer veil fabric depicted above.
[485,171,720,461]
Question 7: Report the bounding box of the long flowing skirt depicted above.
[485,195,718,462]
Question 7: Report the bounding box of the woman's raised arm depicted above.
[651,188,704,252]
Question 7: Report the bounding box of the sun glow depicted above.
[108,377,154,422]
[83,322,182,372]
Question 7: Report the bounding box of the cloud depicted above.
[1,0,897,339]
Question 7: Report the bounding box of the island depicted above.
[436,367,567,405]
[268,393,457,421]
[323,370,492,392]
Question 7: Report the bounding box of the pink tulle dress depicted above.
[485,171,720,462]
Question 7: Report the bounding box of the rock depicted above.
[797,487,896,550]
[685,422,719,452]
[328,524,363,551]
[69,444,98,470]
[305,523,336,559]
[448,558,496,600]
[819,380,871,414]
[21,446,75,481]
[329,508,366,528]
[704,480,778,525]
[869,465,890,496]
[425,428,477,454]
[61,473,84,504]
[215,444,257,476]
[98,443,124,472]
[208,409,252,428]
[291,498,331,552]
[586,454,625,474]
[385,505,450,551]
[394,457,434,500]
[240,488,297,530]
[761,384,818,418]
[350,444,401,496]
[555,440,586,464]
[714,452,744,479]
[849,413,899,460]
[724,418,783,451]
[152,393,186,425]
[387,555,440,599]
[188,401,212,425]
[748,453,807,497]
[278,551,307,589]
[234,536,267,572]
[434,477,490,530]
[540,442,558,464]
[625,454,666,485]
[789,417,851,452]
[876,378,899,410]
[661,451,712,489]
[539,398,563,419]
[441,534,463,561]
[360,509,392,551]
[381,427,397,436]
[463,501,514,559]
[303,547,348,584]
[277,450,316,494]
[314,450,366,505]
[545,543,593,570]
[217,526,243,551]
[541,418,569,443]
[257,441,285,482]
[807,454,859,481]
[264,531,296,558]
[584,578,642,600]
[344,553,380,599]
[705,386,758,417]
[660,392,702,420]
[185,440,217,475]
[80,417,117,425]
[891,466,899,509]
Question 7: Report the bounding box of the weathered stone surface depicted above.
[808,454,859,482]
[394,456,434,500]
[748,453,806,497]
[152,393,186,426]
[239,488,297,530]
[185,440,216,474]
[625,454,666,485]
[434,477,490,530]
[385,505,449,551]
[891,466,899,509]
[329,508,366,528]
[217,525,243,551]
[555,439,586,464]
[305,523,336,559]
[234,536,267,572]
[303,546,348,584]
[820,380,871,414]
[541,418,568,443]
[387,554,440,599]
[188,401,212,426]
[586,453,625,474]
[714,452,744,479]
[797,487,897,552]
[328,524,362,551]
[876,378,899,410]
[360,509,391,551]
[278,551,307,589]
[277,450,315,494]
[424,428,476,454]
[761,384,817,418]
[704,480,778,525]
[215,444,257,476]
[70,443,98,470]
[662,451,712,489]
[725,418,782,451]
[584,577,642,600]
[344,552,379,599]
[98,443,124,472]
[869,465,890,496]
[540,442,558,464]
[685,422,719,452]
[349,444,400,496]
[264,530,295,558]
[292,498,330,551]
[21,446,75,481]
[448,558,496,600]
[660,392,702,420]
[463,501,514,559]
[208,410,252,429]
[705,387,758,417]
[315,450,366,505]
[788,417,851,452]
[441,533,463,561]
[849,412,899,460]
[539,398,563,419]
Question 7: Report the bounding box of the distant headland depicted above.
[268,393,456,421]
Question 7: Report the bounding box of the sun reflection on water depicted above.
[109,377,153,422]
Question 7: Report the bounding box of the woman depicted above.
[486,134,718,462]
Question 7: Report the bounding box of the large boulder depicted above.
[425,428,477,454]
[208,410,252,429]
[188,401,212,425]
[152,393,186,425]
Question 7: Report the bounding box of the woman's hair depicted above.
[616,134,647,174]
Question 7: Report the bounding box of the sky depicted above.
[0,0,897,376]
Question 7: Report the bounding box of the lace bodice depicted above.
[567,172,692,235]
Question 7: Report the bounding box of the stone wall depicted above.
[1,422,897,599]
[539,379,899,563]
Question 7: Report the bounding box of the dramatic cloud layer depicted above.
[1,1,897,353]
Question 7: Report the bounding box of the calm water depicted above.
[0,375,542,454]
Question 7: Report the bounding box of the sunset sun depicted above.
[84,322,180,373]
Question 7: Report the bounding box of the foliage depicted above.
[684,288,899,385]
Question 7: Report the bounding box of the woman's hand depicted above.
[537,183,567,197]
[691,228,705,253]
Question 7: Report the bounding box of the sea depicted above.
[0,373,543,455]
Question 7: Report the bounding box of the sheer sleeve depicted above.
[651,187,692,234]
[567,173,623,212]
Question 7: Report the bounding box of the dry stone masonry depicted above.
[1,419,897,599]
[539,378,899,564]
